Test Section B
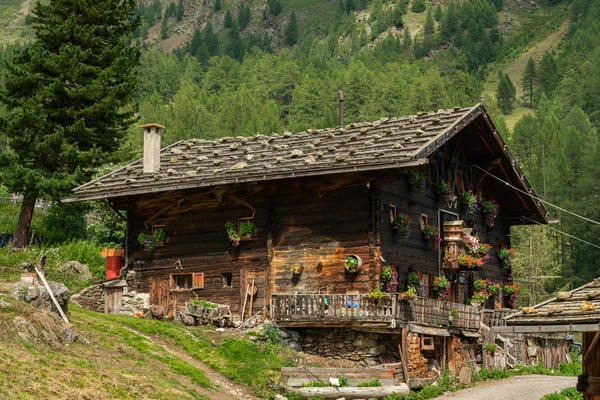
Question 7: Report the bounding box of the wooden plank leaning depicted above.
[35,267,69,324]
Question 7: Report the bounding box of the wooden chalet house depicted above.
[67,104,548,377]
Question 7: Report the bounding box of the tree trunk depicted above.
[12,195,37,248]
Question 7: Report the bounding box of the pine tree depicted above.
[225,10,233,28]
[195,44,210,66]
[402,26,412,52]
[537,52,558,99]
[190,29,203,55]
[238,3,251,31]
[496,72,516,114]
[225,22,244,62]
[424,8,435,37]
[440,1,457,41]
[268,0,282,16]
[522,57,536,108]
[160,16,168,39]
[204,23,219,56]
[434,4,442,21]
[393,2,405,28]
[214,0,221,12]
[176,0,184,21]
[152,0,162,19]
[284,11,298,46]
[412,0,426,13]
[0,0,140,247]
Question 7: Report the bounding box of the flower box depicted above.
[344,255,362,273]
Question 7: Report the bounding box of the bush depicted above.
[411,0,426,13]
[541,387,582,400]
[0,240,105,289]
[38,202,88,244]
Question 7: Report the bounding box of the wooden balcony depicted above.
[270,293,481,332]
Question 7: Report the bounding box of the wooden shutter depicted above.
[192,273,204,289]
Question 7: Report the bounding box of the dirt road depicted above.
[437,375,577,400]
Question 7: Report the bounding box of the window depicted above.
[420,213,429,229]
[222,273,233,287]
[174,274,192,290]
[389,204,397,223]
[170,273,204,290]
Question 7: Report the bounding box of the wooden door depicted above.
[150,277,171,311]
[244,270,266,319]
[106,288,123,314]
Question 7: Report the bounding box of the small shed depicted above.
[500,278,600,400]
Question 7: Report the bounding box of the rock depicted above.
[12,280,70,318]
[459,366,472,385]
[20,262,35,273]
[287,329,301,342]
[352,338,377,347]
[59,261,93,282]
[279,329,290,340]
[289,341,302,351]
[369,345,386,355]
[345,330,357,342]
[335,342,345,349]
[181,314,196,326]
[274,394,288,400]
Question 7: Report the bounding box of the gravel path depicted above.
[437,375,577,400]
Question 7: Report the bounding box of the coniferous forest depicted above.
[0,0,598,305]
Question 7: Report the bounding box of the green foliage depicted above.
[37,203,87,244]
[434,5,442,22]
[367,288,389,301]
[262,324,283,345]
[358,379,381,387]
[237,3,251,31]
[541,387,583,400]
[176,0,184,21]
[411,0,426,13]
[522,57,536,108]
[284,11,298,46]
[160,15,168,39]
[496,72,516,114]
[483,343,497,353]
[268,0,283,16]
[214,0,221,12]
[224,10,233,28]
[0,0,140,247]
[189,296,218,308]
[0,240,105,286]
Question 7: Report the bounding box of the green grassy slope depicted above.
[482,1,569,130]
[0,294,294,399]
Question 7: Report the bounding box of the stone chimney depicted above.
[140,123,164,173]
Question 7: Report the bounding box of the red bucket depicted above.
[106,256,122,279]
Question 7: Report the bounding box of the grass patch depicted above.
[358,378,381,387]
[541,387,582,400]
[86,308,296,398]
[0,241,105,291]
[0,303,215,400]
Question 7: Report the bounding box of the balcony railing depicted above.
[271,293,481,331]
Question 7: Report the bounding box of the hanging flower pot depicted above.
[407,169,426,194]
[344,255,362,273]
[482,200,499,228]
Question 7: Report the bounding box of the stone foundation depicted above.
[119,291,150,315]
[72,284,105,313]
[298,328,400,367]
[72,284,149,316]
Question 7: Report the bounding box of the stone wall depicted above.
[119,291,150,315]
[72,284,105,313]
[298,328,400,367]
[72,285,150,316]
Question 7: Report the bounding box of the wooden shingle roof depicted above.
[505,278,600,326]
[68,105,485,202]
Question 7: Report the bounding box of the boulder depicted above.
[12,279,70,318]
[459,366,472,385]
[58,261,93,282]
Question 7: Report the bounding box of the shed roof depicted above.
[65,103,547,223]
[505,278,600,326]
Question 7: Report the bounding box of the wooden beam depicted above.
[473,159,501,190]
[104,199,127,221]
[584,332,600,365]
[144,198,185,225]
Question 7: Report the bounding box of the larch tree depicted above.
[0,0,140,247]
[522,57,536,108]
[496,72,516,114]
